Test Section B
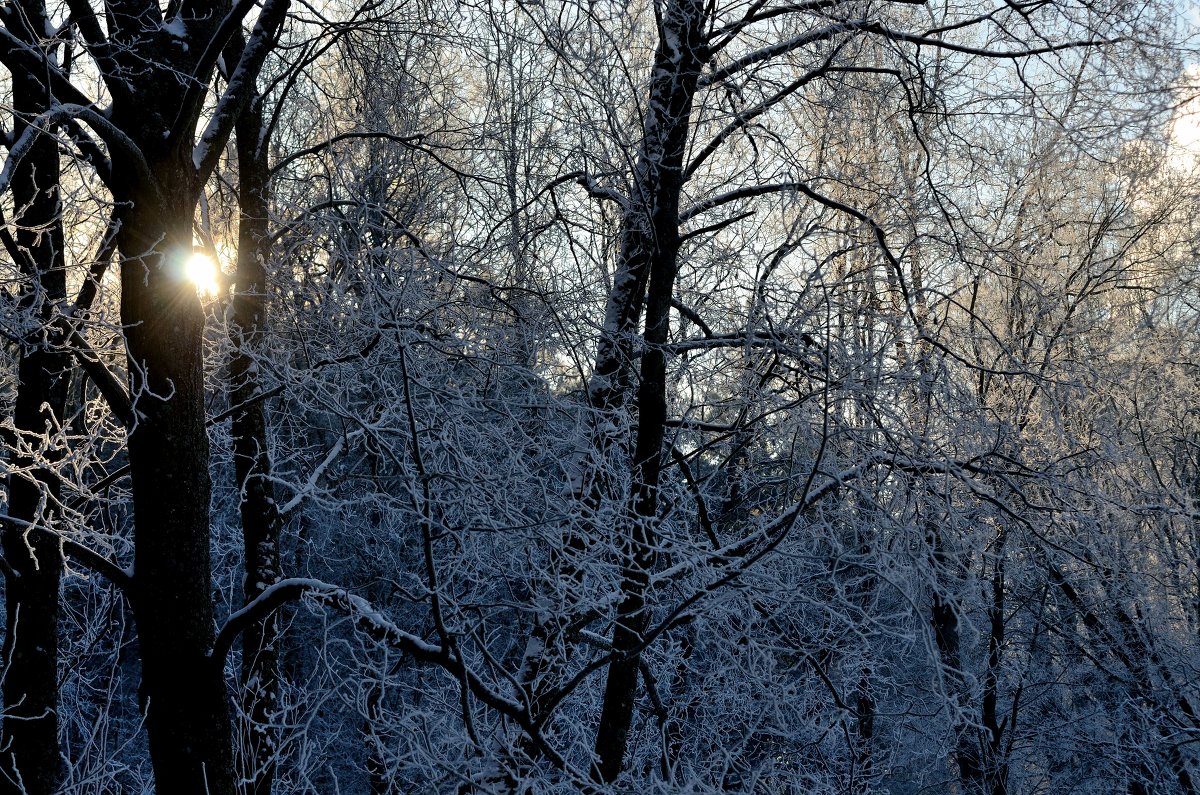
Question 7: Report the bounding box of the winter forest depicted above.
[2,0,1200,791]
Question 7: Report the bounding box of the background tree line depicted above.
[0,0,1198,792]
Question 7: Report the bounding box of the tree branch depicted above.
[0,514,133,592]
[194,0,292,181]
[0,104,156,197]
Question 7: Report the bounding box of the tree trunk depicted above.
[95,3,245,785]
[591,0,707,781]
[931,587,984,791]
[981,534,1009,795]
[0,63,69,795]
[116,165,236,795]
[231,93,285,795]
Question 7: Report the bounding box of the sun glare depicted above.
[1167,65,1200,169]
[185,252,220,296]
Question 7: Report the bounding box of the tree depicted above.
[1,0,1197,790]
[0,4,71,787]
[516,0,1181,781]
[0,0,289,788]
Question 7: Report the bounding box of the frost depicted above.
[6,3,1197,792]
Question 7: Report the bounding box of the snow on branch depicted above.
[211,577,586,780]
[193,0,291,181]
[0,104,155,197]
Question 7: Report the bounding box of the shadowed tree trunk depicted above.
[929,552,984,791]
[115,161,236,794]
[0,34,70,792]
[231,87,285,795]
[980,530,1011,795]
[11,0,296,787]
[86,21,241,788]
[591,0,707,781]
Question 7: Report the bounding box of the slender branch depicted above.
[706,0,844,53]
[679,210,754,241]
[61,0,127,102]
[686,52,851,180]
[194,0,291,181]
[0,27,96,108]
[670,298,713,337]
[0,514,133,592]
[208,385,284,425]
[69,208,121,316]
[60,322,133,427]
[679,181,802,222]
[670,446,720,547]
[865,23,1116,59]
[270,131,425,174]
[61,118,113,183]
[0,104,156,197]
[210,577,584,780]
[699,20,866,87]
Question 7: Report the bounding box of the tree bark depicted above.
[113,144,235,794]
[231,91,285,795]
[981,534,1009,795]
[931,587,985,791]
[90,3,258,788]
[99,0,287,780]
[0,48,69,795]
[591,0,707,781]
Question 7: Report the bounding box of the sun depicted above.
[184,251,220,296]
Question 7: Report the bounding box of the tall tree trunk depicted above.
[0,0,287,786]
[516,0,708,765]
[931,582,984,792]
[97,3,251,787]
[926,502,982,793]
[0,59,69,795]
[591,0,707,781]
[231,92,285,795]
[115,162,235,795]
[981,532,1009,795]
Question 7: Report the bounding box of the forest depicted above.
[1,0,1199,792]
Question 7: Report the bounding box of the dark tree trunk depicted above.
[364,683,393,795]
[0,0,287,787]
[0,60,69,795]
[591,0,707,781]
[931,588,984,791]
[981,535,1009,795]
[660,624,698,779]
[927,515,983,793]
[115,166,236,795]
[96,4,245,789]
[517,0,709,768]
[231,93,285,795]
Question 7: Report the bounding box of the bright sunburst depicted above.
[185,252,220,297]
